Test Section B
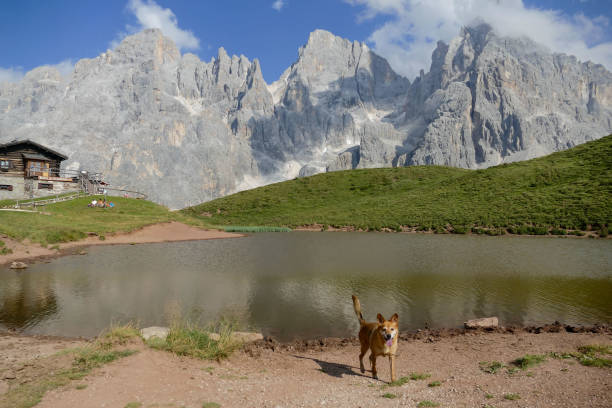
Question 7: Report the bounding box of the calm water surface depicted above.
[1,233,610,341]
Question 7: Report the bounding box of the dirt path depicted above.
[1,330,607,408]
[0,222,243,266]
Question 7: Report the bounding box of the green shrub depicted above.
[417,401,439,407]
[512,354,546,369]
[146,319,240,360]
[452,225,467,234]
[479,361,504,374]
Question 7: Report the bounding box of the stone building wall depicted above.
[31,179,81,199]
[0,175,25,200]
[0,175,80,200]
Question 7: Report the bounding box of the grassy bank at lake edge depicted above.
[183,135,612,236]
[0,196,214,246]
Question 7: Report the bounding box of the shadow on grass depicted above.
[292,354,373,380]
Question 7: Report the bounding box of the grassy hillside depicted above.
[0,196,204,245]
[183,135,612,235]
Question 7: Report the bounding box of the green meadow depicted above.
[0,196,206,246]
[183,135,612,234]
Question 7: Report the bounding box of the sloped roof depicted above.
[0,139,68,160]
[22,153,52,161]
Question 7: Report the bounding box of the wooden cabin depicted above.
[0,140,80,199]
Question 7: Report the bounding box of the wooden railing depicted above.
[14,191,88,208]
[5,167,148,208]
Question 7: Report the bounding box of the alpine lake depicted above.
[1,232,610,341]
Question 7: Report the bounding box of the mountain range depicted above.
[1,24,611,208]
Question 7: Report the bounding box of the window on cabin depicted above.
[0,160,11,171]
[38,183,53,190]
[0,184,13,191]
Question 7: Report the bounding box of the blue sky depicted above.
[1,0,611,83]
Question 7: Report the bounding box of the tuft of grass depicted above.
[382,393,397,399]
[479,361,504,374]
[428,381,441,387]
[72,348,136,373]
[202,403,221,408]
[504,393,521,400]
[548,351,575,360]
[386,376,410,387]
[577,354,611,368]
[146,319,240,360]
[417,401,439,407]
[577,345,612,355]
[409,372,431,381]
[75,384,87,390]
[222,226,291,233]
[124,403,143,408]
[97,322,141,349]
[549,345,611,368]
[485,393,494,399]
[512,354,547,370]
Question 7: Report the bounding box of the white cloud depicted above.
[0,59,74,84]
[112,0,200,51]
[50,59,75,77]
[0,67,25,83]
[272,0,286,11]
[345,0,612,80]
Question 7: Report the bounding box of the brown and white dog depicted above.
[352,294,399,382]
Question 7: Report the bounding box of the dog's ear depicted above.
[377,313,385,323]
[390,313,399,322]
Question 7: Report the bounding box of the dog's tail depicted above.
[352,295,365,324]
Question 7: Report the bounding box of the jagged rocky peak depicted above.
[405,22,612,168]
[112,28,180,65]
[272,29,409,109]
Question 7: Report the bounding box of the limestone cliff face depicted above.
[0,30,266,207]
[1,26,610,208]
[403,24,612,167]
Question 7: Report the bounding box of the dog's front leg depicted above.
[359,344,367,373]
[370,353,378,379]
[389,354,396,382]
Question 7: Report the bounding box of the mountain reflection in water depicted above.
[0,233,610,340]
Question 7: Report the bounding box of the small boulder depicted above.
[140,326,169,341]
[464,317,499,329]
[9,262,27,269]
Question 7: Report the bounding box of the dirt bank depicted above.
[1,325,610,408]
[0,222,243,266]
